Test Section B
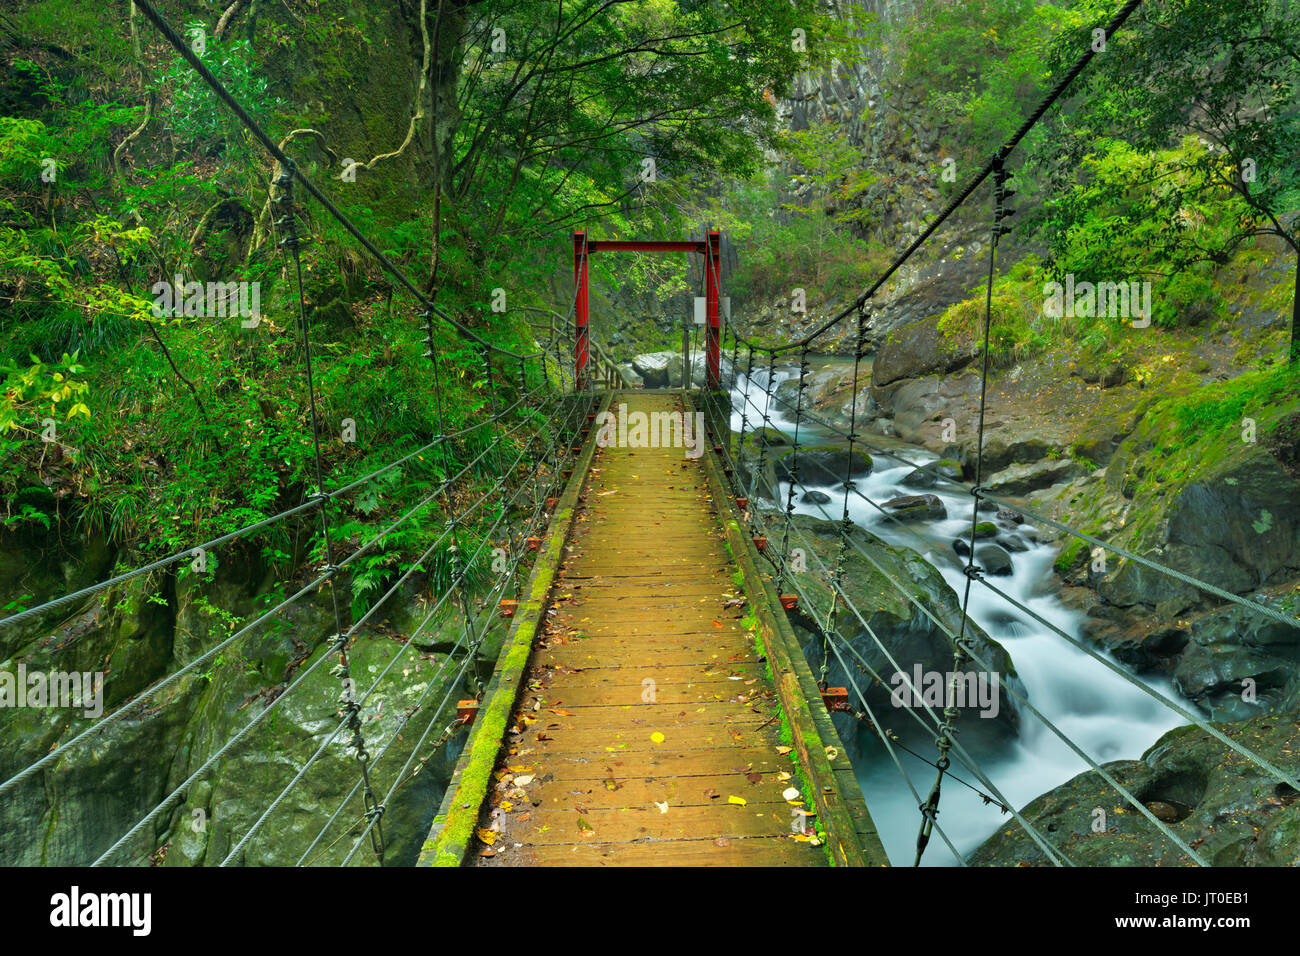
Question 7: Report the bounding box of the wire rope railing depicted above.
[0,0,624,867]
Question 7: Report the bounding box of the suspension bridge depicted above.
[3,0,1299,868]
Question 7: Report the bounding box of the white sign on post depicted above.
[693,296,706,325]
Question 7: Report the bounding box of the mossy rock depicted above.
[900,458,962,489]
[881,493,947,521]
[872,313,977,387]
[177,626,469,867]
[1053,538,1088,576]
[772,445,873,485]
[785,514,1022,751]
[742,426,792,449]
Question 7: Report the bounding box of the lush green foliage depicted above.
[160,35,281,160]
[724,181,889,309]
[779,120,880,229]
[446,0,831,293]
[1033,0,1300,341]
[888,0,1068,163]
[1171,362,1300,442]
[2,0,1296,567]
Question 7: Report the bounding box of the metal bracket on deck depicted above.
[456,700,480,726]
[821,686,851,713]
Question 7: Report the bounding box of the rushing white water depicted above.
[729,368,1190,865]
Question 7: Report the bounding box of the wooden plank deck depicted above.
[473,391,828,867]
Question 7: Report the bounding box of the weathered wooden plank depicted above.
[483,836,828,867]
[491,802,801,845]
[503,748,787,779]
[522,680,768,707]
[519,771,796,808]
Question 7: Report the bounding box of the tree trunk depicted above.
[418,0,468,195]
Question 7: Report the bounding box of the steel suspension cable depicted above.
[913,160,1009,866]
[0,387,567,801]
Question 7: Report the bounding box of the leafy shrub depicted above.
[160,36,280,154]
[1151,271,1223,330]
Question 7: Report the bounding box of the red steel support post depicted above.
[705,229,721,388]
[574,230,590,390]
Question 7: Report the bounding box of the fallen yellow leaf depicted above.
[476,828,497,845]
[650,731,665,744]
[728,795,748,806]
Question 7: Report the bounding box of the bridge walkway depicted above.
[422,390,885,867]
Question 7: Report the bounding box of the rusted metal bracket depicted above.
[456,699,480,726]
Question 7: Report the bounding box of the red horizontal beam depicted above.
[584,240,706,253]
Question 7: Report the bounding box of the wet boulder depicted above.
[1172,600,1300,719]
[882,494,947,522]
[901,458,963,489]
[772,445,873,486]
[970,715,1300,866]
[986,459,1085,496]
[975,544,1014,576]
[872,314,978,387]
[631,351,685,388]
[1164,451,1300,587]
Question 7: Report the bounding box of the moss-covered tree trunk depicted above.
[419,0,472,195]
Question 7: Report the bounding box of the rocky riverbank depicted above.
[969,714,1300,866]
[0,527,502,866]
